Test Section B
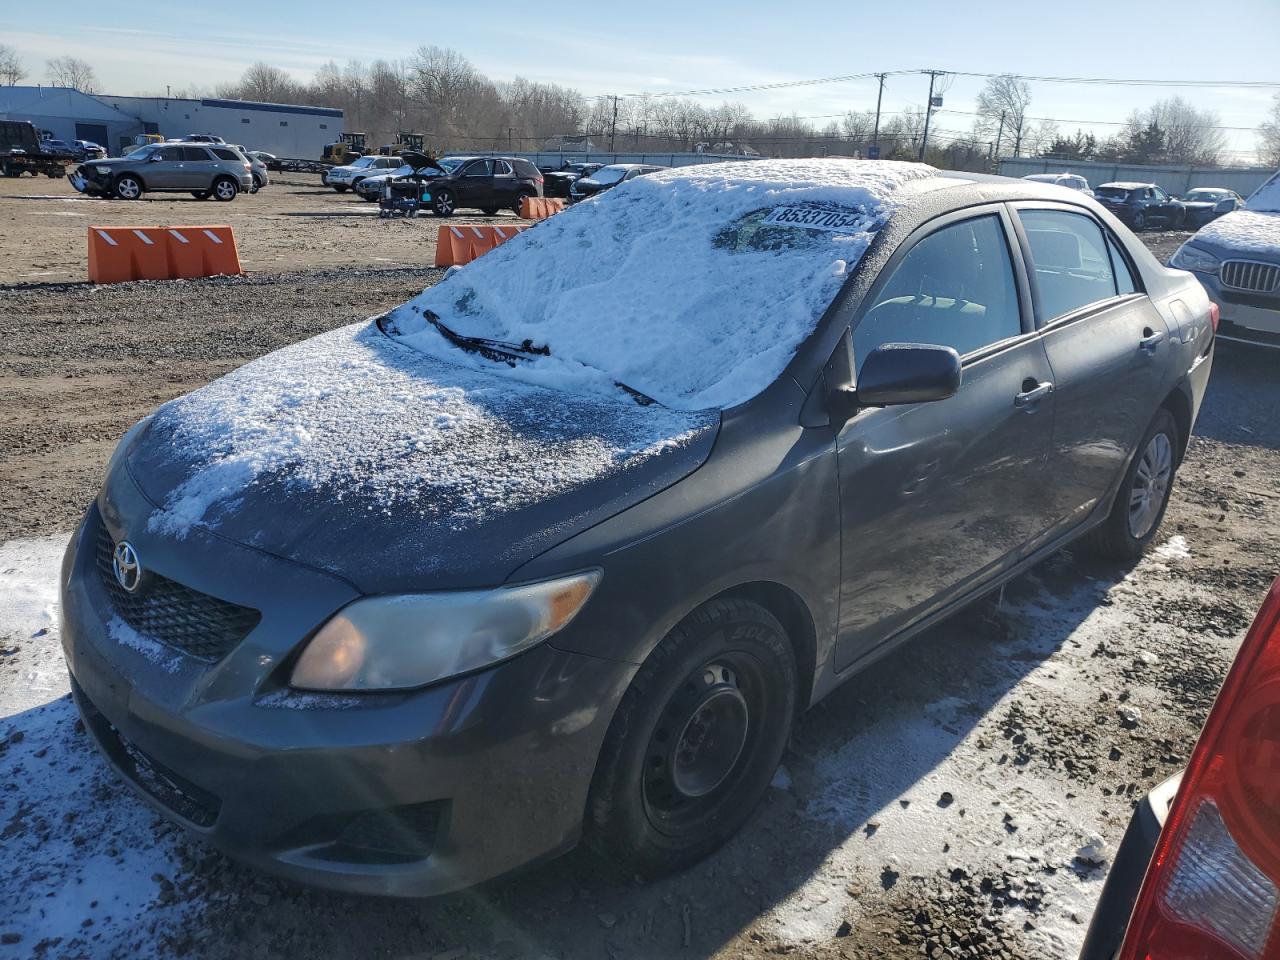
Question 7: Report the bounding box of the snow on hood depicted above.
[386,158,937,411]
[140,322,714,543]
[1194,209,1280,255]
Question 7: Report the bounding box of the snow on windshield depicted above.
[1247,173,1280,213]
[386,159,936,411]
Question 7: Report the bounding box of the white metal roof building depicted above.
[97,95,343,158]
[0,86,144,151]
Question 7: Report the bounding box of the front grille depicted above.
[71,676,221,827]
[1220,260,1280,294]
[333,802,446,863]
[94,524,260,662]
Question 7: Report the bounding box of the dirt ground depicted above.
[0,172,514,283]
[1,209,1277,960]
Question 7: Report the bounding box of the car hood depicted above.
[123,321,718,593]
[1189,210,1280,259]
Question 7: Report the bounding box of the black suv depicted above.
[1093,181,1186,231]
[396,155,543,217]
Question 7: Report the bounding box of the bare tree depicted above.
[1258,94,1280,168]
[1116,97,1226,165]
[0,45,25,86]
[46,56,97,93]
[974,74,1032,156]
[226,62,300,104]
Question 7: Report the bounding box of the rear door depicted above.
[834,207,1057,669]
[185,146,222,189]
[1011,204,1171,544]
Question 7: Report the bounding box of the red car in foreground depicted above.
[1080,577,1280,959]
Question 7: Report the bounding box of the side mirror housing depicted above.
[855,343,962,407]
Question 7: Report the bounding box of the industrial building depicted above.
[0,86,143,152]
[0,86,342,158]
[98,95,342,157]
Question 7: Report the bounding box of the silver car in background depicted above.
[70,143,253,200]
[228,145,269,192]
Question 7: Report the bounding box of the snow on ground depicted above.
[390,159,937,410]
[0,531,1214,958]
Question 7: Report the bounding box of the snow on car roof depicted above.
[1098,181,1150,190]
[387,158,937,411]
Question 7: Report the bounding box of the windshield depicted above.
[351,156,377,169]
[589,166,630,185]
[1095,186,1133,200]
[1247,175,1280,212]
[382,159,935,410]
[125,146,155,158]
[438,157,463,172]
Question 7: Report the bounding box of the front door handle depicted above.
[1139,328,1165,352]
[1014,380,1054,408]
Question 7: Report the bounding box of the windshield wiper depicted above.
[378,311,659,406]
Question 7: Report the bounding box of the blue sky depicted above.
[4,0,1278,159]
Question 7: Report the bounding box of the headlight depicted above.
[1170,243,1220,274]
[290,570,602,691]
[93,165,110,175]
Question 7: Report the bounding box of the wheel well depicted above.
[715,581,817,713]
[116,171,144,189]
[1161,386,1193,464]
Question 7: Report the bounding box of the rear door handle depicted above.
[1014,381,1054,408]
[1139,329,1165,352]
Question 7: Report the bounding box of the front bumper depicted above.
[1189,269,1280,346]
[61,501,635,896]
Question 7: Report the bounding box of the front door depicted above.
[458,159,494,207]
[147,145,185,189]
[1012,205,1173,540]
[835,209,1057,670]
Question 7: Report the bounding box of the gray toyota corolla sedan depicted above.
[62,159,1215,896]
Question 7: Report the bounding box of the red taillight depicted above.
[1119,577,1280,960]
[1210,301,1221,333]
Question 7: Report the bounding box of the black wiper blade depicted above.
[424,311,549,366]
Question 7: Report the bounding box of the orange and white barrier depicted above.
[87,225,242,284]
[518,196,566,220]
[434,224,529,267]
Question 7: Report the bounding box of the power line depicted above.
[935,107,1262,133]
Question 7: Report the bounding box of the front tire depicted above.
[1084,408,1179,560]
[113,175,142,200]
[586,598,796,877]
[212,177,238,201]
[432,189,456,217]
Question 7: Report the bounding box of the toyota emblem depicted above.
[112,541,143,593]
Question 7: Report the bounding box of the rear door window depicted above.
[493,160,513,176]
[1018,209,1123,321]
[183,146,211,161]
[854,214,1022,369]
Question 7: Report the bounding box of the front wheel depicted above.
[212,177,238,201]
[1131,211,1146,231]
[432,189,456,217]
[585,598,796,877]
[113,175,142,200]
[1084,408,1179,560]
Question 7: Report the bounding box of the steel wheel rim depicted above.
[643,658,755,830]
[1129,431,1173,539]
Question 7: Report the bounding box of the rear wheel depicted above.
[432,189,456,217]
[212,177,238,201]
[1084,408,1179,560]
[513,189,535,214]
[586,598,796,877]
[113,175,142,200]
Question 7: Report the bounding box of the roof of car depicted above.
[1098,181,1152,189]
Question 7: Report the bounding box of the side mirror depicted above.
[148,154,163,162]
[855,343,962,407]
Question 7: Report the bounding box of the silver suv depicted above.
[70,143,253,201]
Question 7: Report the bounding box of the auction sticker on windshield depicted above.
[761,206,868,232]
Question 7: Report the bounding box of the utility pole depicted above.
[993,110,1006,170]
[508,127,514,151]
[609,95,619,153]
[871,72,885,158]
[919,70,944,161]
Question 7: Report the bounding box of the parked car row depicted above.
[1022,173,1247,231]
[70,143,257,201]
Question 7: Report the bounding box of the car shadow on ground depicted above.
[1190,342,1280,451]
[139,553,1125,959]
